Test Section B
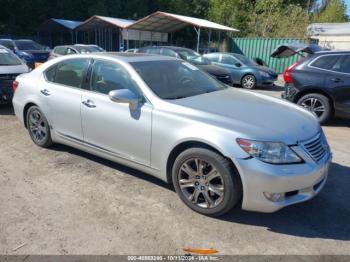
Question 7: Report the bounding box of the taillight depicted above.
[12,80,19,92]
[283,60,301,83]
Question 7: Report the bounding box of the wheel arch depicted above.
[165,140,242,187]
[23,102,38,128]
[293,88,334,111]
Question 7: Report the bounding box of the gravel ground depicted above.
[0,84,349,255]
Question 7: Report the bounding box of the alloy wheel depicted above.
[28,109,47,143]
[178,158,225,209]
[300,97,326,118]
[242,75,256,89]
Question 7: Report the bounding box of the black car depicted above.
[138,46,233,85]
[273,44,350,123]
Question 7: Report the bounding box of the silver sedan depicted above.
[12,53,331,216]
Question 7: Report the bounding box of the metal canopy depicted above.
[125,11,239,51]
[76,15,135,30]
[38,18,82,32]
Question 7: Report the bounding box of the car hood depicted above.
[169,88,320,145]
[0,64,29,74]
[271,43,324,58]
[20,50,50,55]
[255,65,277,76]
[197,64,230,75]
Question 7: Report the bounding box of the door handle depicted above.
[331,78,344,83]
[40,89,51,96]
[82,99,96,108]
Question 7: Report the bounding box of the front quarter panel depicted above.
[150,106,250,182]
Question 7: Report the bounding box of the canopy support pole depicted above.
[126,29,129,50]
[208,29,211,49]
[194,26,201,53]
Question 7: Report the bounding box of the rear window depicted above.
[311,55,340,70]
[0,48,22,65]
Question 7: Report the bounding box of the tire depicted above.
[297,93,332,124]
[26,106,53,148]
[241,74,256,89]
[172,148,242,217]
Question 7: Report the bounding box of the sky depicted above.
[346,0,350,15]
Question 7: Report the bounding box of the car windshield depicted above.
[232,54,257,66]
[75,46,105,53]
[131,60,227,100]
[178,49,211,65]
[0,48,22,65]
[14,40,44,50]
[0,40,15,51]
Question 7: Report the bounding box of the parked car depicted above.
[138,46,233,85]
[12,53,331,216]
[0,45,29,104]
[124,48,139,53]
[7,39,50,68]
[272,43,349,123]
[49,44,105,60]
[204,53,278,89]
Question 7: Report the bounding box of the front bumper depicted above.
[257,74,278,87]
[235,146,331,213]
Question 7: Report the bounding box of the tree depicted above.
[314,0,348,23]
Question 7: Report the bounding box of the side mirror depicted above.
[108,89,141,110]
[235,62,242,67]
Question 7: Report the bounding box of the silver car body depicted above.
[12,53,332,213]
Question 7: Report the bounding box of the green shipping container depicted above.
[230,38,317,74]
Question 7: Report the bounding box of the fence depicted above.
[230,38,317,74]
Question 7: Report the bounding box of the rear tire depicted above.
[26,106,53,148]
[297,93,332,124]
[172,148,242,217]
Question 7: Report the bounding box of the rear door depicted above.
[39,58,90,141]
[324,54,350,115]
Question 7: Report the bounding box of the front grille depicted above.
[302,132,328,162]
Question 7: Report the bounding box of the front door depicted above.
[81,59,152,166]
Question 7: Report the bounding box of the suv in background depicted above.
[283,51,350,123]
[138,46,233,85]
[49,44,105,60]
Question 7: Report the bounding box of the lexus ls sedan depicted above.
[12,53,331,216]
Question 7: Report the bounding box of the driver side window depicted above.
[90,60,139,95]
[221,55,237,65]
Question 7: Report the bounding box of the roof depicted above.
[38,18,82,32]
[85,52,178,63]
[126,11,239,33]
[307,23,350,37]
[77,15,135,30]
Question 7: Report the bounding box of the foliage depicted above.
[0,0,348,38]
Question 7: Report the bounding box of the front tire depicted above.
[26,106,53,148]
[297,93,332,124]
[172,148,242,217]
[241,74,256,89]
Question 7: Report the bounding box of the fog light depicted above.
[263,192,285,202]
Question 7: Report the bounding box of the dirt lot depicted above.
[0,85,350,255]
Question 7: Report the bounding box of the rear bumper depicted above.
[282,83,300,102]
[234,149,331,213]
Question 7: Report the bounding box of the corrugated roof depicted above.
[51,18,81,30]
[77,15,135,30]
[126,11,239,32]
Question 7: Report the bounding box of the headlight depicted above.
[258,70,270,78]
[236,138,303,164]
